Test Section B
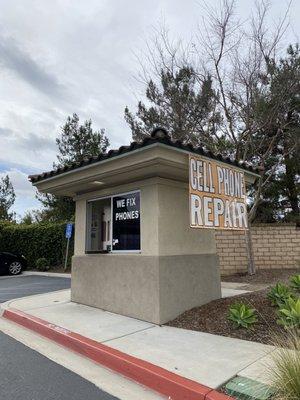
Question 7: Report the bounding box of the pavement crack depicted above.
[101,325,155,344]
[236,347,276,375]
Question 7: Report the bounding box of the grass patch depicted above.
[268,331,300,400]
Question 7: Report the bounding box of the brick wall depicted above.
[215,224,300,276]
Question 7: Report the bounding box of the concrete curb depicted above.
[3,308,233,400]
[23,271,71,278]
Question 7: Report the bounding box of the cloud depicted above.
[0,168,32,196]
[0,0,298,218]
[0,35,65,100]
[20,132,56,152]
[0,126,57,170]
[0,168,40,218]
[0,127,13,137]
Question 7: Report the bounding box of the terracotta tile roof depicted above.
[28,128,259,184]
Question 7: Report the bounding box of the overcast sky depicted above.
[0,0,299,218]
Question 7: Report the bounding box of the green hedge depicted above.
[0,222,74,269]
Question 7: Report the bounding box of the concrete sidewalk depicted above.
[221,282,251,298]
[1,289,275,392]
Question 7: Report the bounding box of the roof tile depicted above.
[28,127,259,183]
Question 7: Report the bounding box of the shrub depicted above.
[228,302,258,329]
[267,283,294,308]
[35,258,50,272]
[268,332,300,400]
[290,274,300,293]
[0,221,74,269]
[278,297,300,330]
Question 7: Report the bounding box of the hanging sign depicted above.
[189,155,248,230]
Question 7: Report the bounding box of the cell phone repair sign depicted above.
[189,155,248,230]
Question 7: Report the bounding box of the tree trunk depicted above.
[245,226,255,275]
[245,176,264,276]
[284,146,300,222]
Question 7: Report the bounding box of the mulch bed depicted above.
[222,268,299,285]
[166,289,286,345]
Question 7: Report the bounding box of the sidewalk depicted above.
[1,289,276,398]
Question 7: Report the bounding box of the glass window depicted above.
[86,191,141,253]
[86,198,111,252]
[112,191,140,251]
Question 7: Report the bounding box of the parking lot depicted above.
[0,274,71,303]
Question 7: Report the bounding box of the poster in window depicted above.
[112,192,140,251]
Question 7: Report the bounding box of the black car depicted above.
[0,252,27,275]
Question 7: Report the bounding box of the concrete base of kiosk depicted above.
[71,253,221,324]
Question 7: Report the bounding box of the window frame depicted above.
[85,190,141,254]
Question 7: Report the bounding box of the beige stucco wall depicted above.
[140,182,159,255]
[74,199,87,256]
[72,254,160,323]
[158,254,220,323]
[71,253,220,324]
[157,182,216,256]
[71,177,221,324]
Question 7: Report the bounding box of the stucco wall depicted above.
[71,254,160,322]
[71,178,221,324]
[74,199,87,256]
[157,182,216,256]
[216,224,300,275]
[71,253,220,324]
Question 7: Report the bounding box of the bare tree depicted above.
[128,1,298,274]
[196,0,294,221]
[196,0,296,274]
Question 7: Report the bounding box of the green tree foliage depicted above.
[55,113,109,168]
[0,175,16,221]
[36,193,75,223]
[253,46,300,223]
[20,211,34,225]
[125,67,229,154]
[38,114,109,222]
[0,221,73,268]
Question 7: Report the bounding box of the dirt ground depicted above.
[166,289,286,344]
[167,269,300,345]
[222,268,300,285]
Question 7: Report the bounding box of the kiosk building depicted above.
[29,128,259,324]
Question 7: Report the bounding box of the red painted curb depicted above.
[3,308,234,400]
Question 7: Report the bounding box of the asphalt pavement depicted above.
[0,331,119,400]
[0,274,120,399]
[0,275,71,302]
